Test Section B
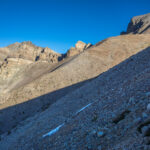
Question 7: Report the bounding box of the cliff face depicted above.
[122,13,150,34]
[1,41,61,62]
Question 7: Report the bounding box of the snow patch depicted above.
[43,123,64,138]
[76,103,93,114]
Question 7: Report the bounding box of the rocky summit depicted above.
[67,41,92,57]
[122,13,150,34]
[1,13,150,150]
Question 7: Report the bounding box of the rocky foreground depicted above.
[122,13,150,34]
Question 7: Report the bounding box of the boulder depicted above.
[67,41,92,57]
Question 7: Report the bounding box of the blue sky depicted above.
[0,0,150,53]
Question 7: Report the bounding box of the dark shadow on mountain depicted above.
[140,24,150,34]
[0,77,96,135]
[1,46,150,136]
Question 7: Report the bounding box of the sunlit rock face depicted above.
[67,41,92,57]
[123,13,150,34]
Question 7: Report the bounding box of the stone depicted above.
[142,112,148,119]
[129,97,135,104]
[141,126,150,136]
[97,145,102,150]
[133,117,142,124]
[97,131,105,137]
[75,41,86,50]
[147,104,150,112]
[144,137,150,145]
[90,130,97,135]
[146,92,150,97]
[85,43,92,49]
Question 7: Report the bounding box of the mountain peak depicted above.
[67,41,92,57]
[122,13,150,34]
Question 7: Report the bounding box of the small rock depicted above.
[146,92,150,97]
[97,145,102,150]
[134,117,142,124]
[75,41,86,50]
[129,97,135,104]
[142,112,148,119]
[147,104,150,112]
[90,130,96,135]
[141,126,150,136]
[97,131,105,137]
[143,137,150,145]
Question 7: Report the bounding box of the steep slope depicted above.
[122,13,150,34]
[1,34,150,137]
[1,45,150,150]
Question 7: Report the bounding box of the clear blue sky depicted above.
[0,0,150,53]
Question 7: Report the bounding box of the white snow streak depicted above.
[42,102,94,138]
[43,123,64,138]
[76,103,92,115]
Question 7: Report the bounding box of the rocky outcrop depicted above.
[2,35,150,149]
[67,41,92,57]
[4,41,61,63]
[123,13,150,34]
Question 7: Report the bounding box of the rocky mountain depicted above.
[122,13,150,34]
[0,41,61,62]
[1,36,150,149]
[1,13,150,150]
[0,41,63,100]
[0,40,91,98]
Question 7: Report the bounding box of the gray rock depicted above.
[146,92,150,97]
[141,126,150,136]
[97,131,105,137]
[147,104,150,112]
[124,13,150,34]
[142,112,148,119]
[97,145,102,150]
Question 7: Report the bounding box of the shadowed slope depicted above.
[1,46,150,149]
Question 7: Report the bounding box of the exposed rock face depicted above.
[2,41,61,63]
[124,13,150,34]
[67,41,92,57]
[0,42,62,97]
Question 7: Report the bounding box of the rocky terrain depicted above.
[122,13,150,34]
[1,13,150,150]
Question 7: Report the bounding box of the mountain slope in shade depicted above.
[1,43,150,150]
[1,34,150,137]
